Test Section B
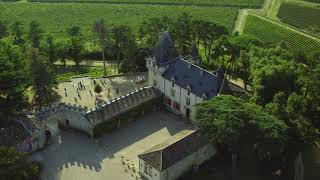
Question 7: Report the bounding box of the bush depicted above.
[94,84,102,94]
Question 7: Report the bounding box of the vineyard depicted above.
[277,2,320,37]
[0,3,238,36]
[243,15,320,55]
[27,0,265,7]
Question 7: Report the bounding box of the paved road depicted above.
[30,111,195,180]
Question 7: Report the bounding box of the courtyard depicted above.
[54,73,148,109]
[30,111,196,180]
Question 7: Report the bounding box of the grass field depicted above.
[0,3,238,36]
[27,0,265,7]
[277,2,320,37]
[243,14,320,55]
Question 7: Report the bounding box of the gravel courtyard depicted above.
[30,111,196,180]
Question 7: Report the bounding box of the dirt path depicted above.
[233,0,273,34]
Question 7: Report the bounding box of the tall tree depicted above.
[0,147,40,180]
[111,25,137,64]
[11,21,24,46]
[93,19,108,77]
[44,33,57,64]
[0,38,28,125]
[139,16,173,48]
[196,95,287,180]
[56,38,69,67]
[67,26,83,67]
[0,20,8,39]
[172,13,193,56]
[28,49,56,105]
[192,20,228,64]
[28,21,42,48]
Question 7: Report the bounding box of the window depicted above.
[171,80,175,87]
[186,97,191,106]
[173,101,180,111]
[165,97,172,106]
[171,88,175,97]
[144,162,152,177]
[187,89,191,96]
[153,80,157,87]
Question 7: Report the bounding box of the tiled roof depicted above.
[154,31,178,64]
[138,129,209,171]
[162,58,220,99]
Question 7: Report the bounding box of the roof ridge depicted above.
[179,58,217,77]
[160,129,197,151]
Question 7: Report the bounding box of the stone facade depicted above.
[36,86,160,138]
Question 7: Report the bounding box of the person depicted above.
[64,87,67,92]
[116,88,119,95]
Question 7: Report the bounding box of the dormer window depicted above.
[187,85,191,96]
[171,76,175,87]
[202,93,207,100]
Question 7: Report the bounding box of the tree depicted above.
[0,20,8,39]
[43,33,57,64]
[11,21,24,46]
[56,38,69,67]
[67,26,84,67]
[93,19,108,77]
[0,147,40,180]
[111,25,137,64]
[94,83,102,94]
[28,21,42,48]
[0,38,28,125]
[28,49,56,105]
[196,95,287,180]
[232,50,250,89]
[139,16,173,48]
[172,13,193,56]
[192,20,228,64]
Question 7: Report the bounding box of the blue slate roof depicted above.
[162,58,219,99]
[154,31,178,65]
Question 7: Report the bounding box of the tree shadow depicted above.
[32,111,193,180]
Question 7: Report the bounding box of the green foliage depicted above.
[0,3,238,37]
[11,21,24,46]
[94,83,102,94]
[28,21,43,48]
[67,26,84,66]
[27,0,264,7]
[0,20,8,39]
[0,38,28,123]
[243,15,320,56]
[55,65,117,82]
[0,147,40,180]
[43,33,57,64]
[28,49,57,105]
[196,95,287,152]
[111,25,137,62]
[278,3,320,37]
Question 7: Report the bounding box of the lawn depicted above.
[27,0,265,7]
[277,2,320,37]
[55,64,118,82]
[0,3,239,36]
[243,14,320,55]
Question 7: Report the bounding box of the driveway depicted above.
[30,111,195,180]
